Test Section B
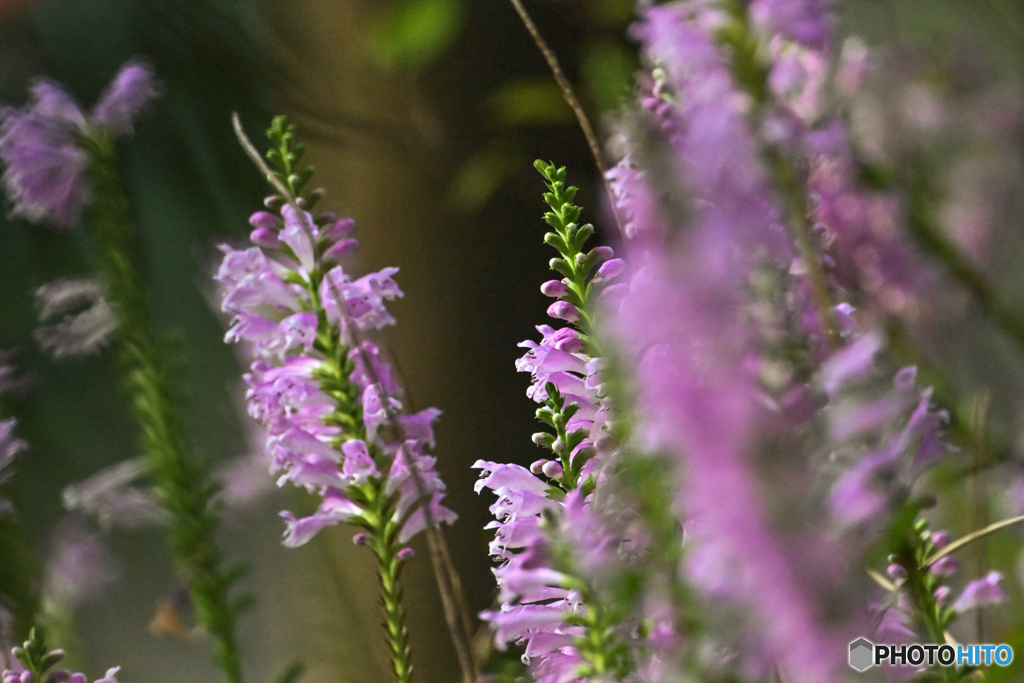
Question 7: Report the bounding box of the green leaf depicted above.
[364,0,466,72]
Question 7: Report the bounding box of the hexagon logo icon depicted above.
[849,638,875,672]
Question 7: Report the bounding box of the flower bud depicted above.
[551,438,565,453]
[541,461,563,478]
[886,564,907,581]
[352,532,370,546]
[249,211,278,231]
[316,211,338,226]
[592,246,614,262]
[324,218,357,241]
[547,301,579,322]
[397,547,415,561]
[322,238,359,264]
[529,460,547,474]
[531,432,555,447]
[540,280,567,298]
[250,228,281,248]
[934,585,951,606]
[930,556,960,577]
[597,258,625,280]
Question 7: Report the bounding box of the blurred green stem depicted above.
[84,132,244,683]
[905,178,1024,357]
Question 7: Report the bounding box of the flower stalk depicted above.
[84,129,244,683]
[223,115,460,683]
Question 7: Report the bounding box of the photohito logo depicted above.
[848,638,1014,672]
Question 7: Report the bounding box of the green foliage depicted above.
[365,0,466,72]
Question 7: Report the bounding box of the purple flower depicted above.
[750,0,830,50]
[91,62,159,137]
[43,518,120,608]
[0,62,158,229]
[953,571,1006,612]
[33,278,117,358]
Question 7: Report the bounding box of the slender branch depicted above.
[506,0,626,240]
[922,514,1024,568]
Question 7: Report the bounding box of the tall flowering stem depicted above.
[476,162,647,681]
[85,115,244,683]
[222,116,456,683]
[0,65,244,683]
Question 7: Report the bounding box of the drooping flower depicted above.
[953,571,1006,613]
[0,61,158,229]
[33,278,117,359]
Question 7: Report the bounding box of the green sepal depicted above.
[544,231,569,253]
[569,223,595,252]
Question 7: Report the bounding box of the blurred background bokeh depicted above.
[0,1,1022,681]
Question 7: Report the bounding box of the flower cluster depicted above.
[876,521,1007,649]
[3,629,119,683]
[821,332,954,528]
[595,1,966,679]
[476,162,643,682]
[218,117,455,550]
[219,194,454,551]
[0,63,157,230]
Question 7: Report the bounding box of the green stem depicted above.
[905,179,1024,356]
[296,215,417,683]
[898,546,961,683]
[85,133,243,683]
[371,526,414,683]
